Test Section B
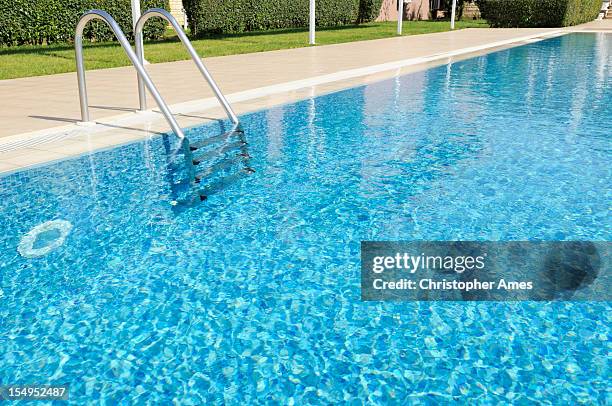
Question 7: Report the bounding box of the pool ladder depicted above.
[163,126,255,210]
[75,8,238,136]
[75,9,253,204]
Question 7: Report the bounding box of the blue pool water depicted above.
[1,33,610,403]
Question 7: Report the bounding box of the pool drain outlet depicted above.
[18,220,73,258]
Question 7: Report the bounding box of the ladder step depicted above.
[192,140,248,165]
[194,156,244,182]
[197,170,253,198]
[189,129,244,151]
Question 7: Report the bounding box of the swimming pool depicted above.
[0,32,610,403]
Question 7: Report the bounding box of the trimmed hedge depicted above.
[358,0,384,23]
[184,0,381,36]
[476,0,601,27]
[0,0,169,46]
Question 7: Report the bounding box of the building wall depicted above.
[377,0,430,21]
[168,0,186,26]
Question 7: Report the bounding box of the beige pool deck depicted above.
[0,20,610,174]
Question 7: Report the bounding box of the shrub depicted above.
[185,0,380,36]
[476,0,601,27]
[358,0,384,23]
[0,0,169,46]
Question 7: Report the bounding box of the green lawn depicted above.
[0,20,487,80]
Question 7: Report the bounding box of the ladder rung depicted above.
[197,170,252,197]
[192,140,247,165]
[189,129,244,151]
[194,156,244,182]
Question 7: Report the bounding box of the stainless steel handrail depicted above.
[135,8,239,125]
[75,9,185,139]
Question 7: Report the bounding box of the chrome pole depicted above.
[74,10,185,139]
[309,0,316,45]
[450,0,457,29]
[136,8,240,125]
[397,0,404,35]
[135,28,147,111]
[74,32,89,122]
